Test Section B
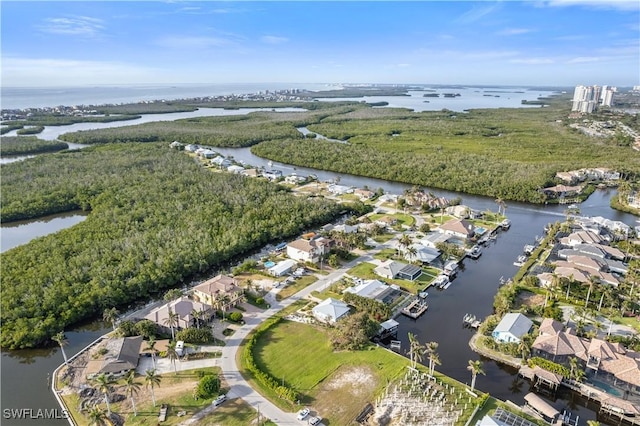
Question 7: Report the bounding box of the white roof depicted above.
[312,298,350,322]
[343,279,389,299]
[494,313,533,338]
[374,259,406,278]
[269,259,297,275]
[411,244,440,263]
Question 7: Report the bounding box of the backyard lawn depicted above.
[347,261,434,294]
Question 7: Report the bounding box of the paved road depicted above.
[207,238,397,424]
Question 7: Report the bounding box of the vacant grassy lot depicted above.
[275,275,318,301]
[249,320,408,425]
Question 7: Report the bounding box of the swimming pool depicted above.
[475,227,487,235]
[589,378,624,397]
[264,261,276,268]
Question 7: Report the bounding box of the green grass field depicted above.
[249,320,408,425]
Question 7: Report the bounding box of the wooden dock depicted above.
[401,298,428,319]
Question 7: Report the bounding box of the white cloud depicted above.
[497,28,535,36]
[38,16,105,37]
[543,0,640,11]
[156,35,235,49]
[455,3,502,24]
[566,56,602,63]
[261,35,289,45]
[2,57,160,87]
[510,58,555,64]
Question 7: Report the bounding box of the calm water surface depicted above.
[1,212,88,252]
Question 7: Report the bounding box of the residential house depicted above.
[407,244,441,265]
[327,184,353,195]
[374,216,398,228]
[268,259,297,277]
[262,170,282,181]
[193,275,244,312]
[343,279,392,301]
[445,205,471,219]
[211,156,231,168]
[227,165,245,174]
[284,174,306,184]
[492,313,533,344]
[354,188,375,201]
[374,260,405,280]
[286,237,332,264]
[438,219,475,240]
[169,141,185,150]
[541,184,583,198]
[332,224,359,234]
[312,298,351,324]
[144,296,212,331]
[242,168,259,178]
[184,144,198,152]
[420,233,451,249]
[561,230,605,246]
[85,336,143,379]
[533,319,640,396]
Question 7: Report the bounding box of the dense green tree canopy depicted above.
[1,143,343,349]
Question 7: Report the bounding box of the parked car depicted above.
[213,394,226,406]
[308,416,322,426]
[297,407,310,420]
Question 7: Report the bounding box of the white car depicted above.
[213,394,226,406]
[308,416,322,426]
[297,407,310,420]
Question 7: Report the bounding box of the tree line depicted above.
[0,136,68,156]
[1,142,345,349]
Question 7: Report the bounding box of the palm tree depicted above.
[145,369,162,407]
[518,338,531,361]
[144,338,157,369]
[569,356,579,381]
[191,309,203,329]
[426,341,440,375]
[92,373,115,415]
[84,406,108,426]
[467,359,485,392]
[124,370,141,416]
[407,333,422,369]
[585,276,598,312]
[217,294,232,320]
[495,197,506,216]
[52,331,69,366]
[163,308,179,340]
[102,307,119,331]
[167,341,179,375]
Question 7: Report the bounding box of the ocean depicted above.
[0,82,339,110]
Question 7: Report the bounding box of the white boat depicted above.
[419,291,429,299]
[433,275,450,289]
[467,245,482,259]
[513,255,527,266]
[500,219,511,229]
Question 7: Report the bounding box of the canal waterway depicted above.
[1,211,88,253]
[1,102,635,425]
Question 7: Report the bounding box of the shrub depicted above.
[175,327,214,344]
[228,312,244,323]
[135,320,159,339]
[255,297,265,305]
[195,374,220,399]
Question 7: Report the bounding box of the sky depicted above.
[1,0,639,87]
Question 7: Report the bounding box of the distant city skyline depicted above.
[1,1,639,88]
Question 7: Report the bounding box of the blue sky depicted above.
[1,1,639,87]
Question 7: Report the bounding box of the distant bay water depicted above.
[1,83,559,111]
[0,82,339,110]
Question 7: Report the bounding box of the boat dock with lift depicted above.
[463,313,481,329]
